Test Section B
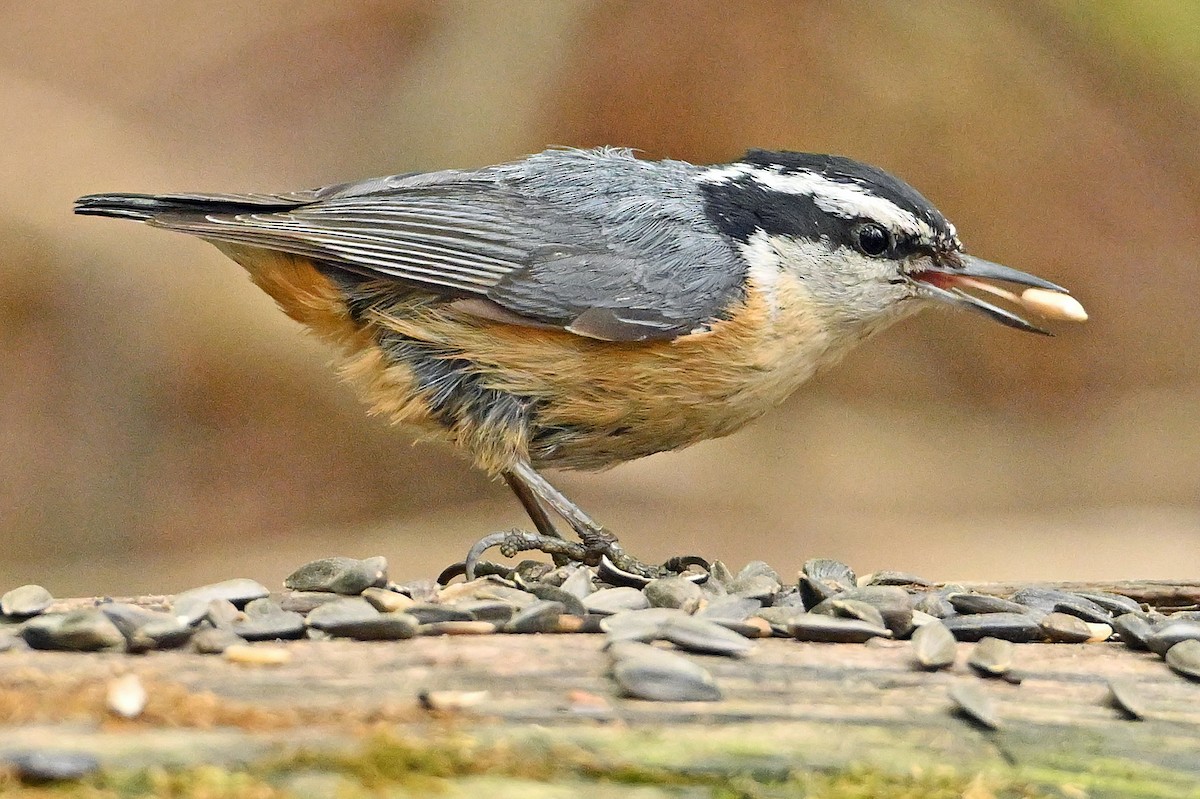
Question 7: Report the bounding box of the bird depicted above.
[75,147,1086,584]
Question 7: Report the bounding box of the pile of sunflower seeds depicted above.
[2,555,1198,710]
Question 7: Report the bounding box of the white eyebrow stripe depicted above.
[696,163,935,239]
[695,164,756,184]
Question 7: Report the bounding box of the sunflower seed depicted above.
[948,593,1031,616]
[284,556,387,595]
[1107,679,1147,720]
[1,585,53,618]
[706,561,736,592]
[968,637,1015,677]
[660,616,754,657]
[753,606,809,634]
[1011,587,1110,624]
[865,570,933,588]
[726,562,782,602]
[191,626,244,654]
[601,607,685,643]
[1146,622,1200,657]
[610,642,721,702]
[811,597,888,628]
[1112,613,1154,651]
[713,617,773,638]
[949,681,999,730]
[97,603,173,640]
[583,587,650,615]
[1165,639,1200,680]
[1040,612,1093,643]
[242,597,283,617]
[558,567,596,599]
[789,613,892,643]
[834,586,915,638]
[911,619,957,670]
[418,689,490,711]
[447,599,515,624]
[304,598,378,630]
[697,595,761,621]
[420,620,497,636]
[127,617,194,653]
[643,576,704,612]
[278,591,350,615]
[943,612,1042,643]
[1018,288,1088,322]
[1075,591,1143,617]
[229,611,306,641]
[406,604,473,624]
[799,558,856,608]
[526,583,588,617]
[802,558,856,587]
[914,592,956,619]
[502,600,565,633]
[202,599,243,629]
[360,586,416,614]
[172,578,270,610]
[22,610,125,652]
[393,577,440,602]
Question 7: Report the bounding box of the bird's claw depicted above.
[598,552,711,588]
[449,528,711,586]
[460,529,590,581]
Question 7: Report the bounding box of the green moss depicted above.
[5,726,1198,798]
[0,732,1062,799]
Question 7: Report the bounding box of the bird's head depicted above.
[697,150,1085,339]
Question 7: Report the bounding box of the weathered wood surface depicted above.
[2,594,1200,797]
[954,579,1200,610]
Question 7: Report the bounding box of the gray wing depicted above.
[77,148,748,341]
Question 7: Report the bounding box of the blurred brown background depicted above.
[2,1,1197,596]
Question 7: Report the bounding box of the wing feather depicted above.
[77,148,750,341]
[147,194,532,298]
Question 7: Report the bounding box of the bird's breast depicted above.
[428,269,841,470]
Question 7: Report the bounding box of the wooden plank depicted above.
[949,579,1200,610]
[2,613,1200,796]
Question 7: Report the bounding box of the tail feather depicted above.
[73,191,314,221]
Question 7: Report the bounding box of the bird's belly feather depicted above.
[223,246,840,473]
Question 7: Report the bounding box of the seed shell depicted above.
[943,612,1042,643]
[610,642,721,702]
[968,636,1015,677]
[1040,612,1093,643]
[1112,613,1154,651]
[1107,679,1147,720]
[911,619,957,670]
[949,681,999,730]
[1165,639,1200,680]
[789,614,892,643]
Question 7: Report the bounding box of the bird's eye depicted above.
[854,223,892,257]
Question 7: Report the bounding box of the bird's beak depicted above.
[912,254,1083,335]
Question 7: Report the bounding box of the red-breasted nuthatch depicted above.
[75,148,1086,583]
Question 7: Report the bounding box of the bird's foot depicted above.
[444,528,709,587]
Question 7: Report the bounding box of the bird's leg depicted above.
[457,461,707,585]
[505,460,666,582]
[503,469,570,568]
[502,470,562,540]
[452,468,572,582]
